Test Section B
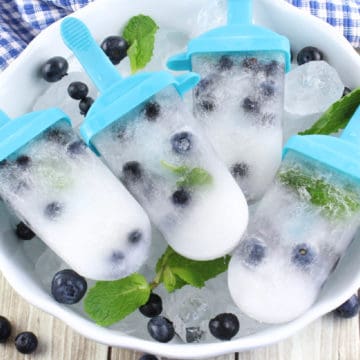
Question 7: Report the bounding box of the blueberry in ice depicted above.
[335,295,360,318]
[0,159,9,170]
[15,332,38,354]
[40,56,68,82]
[239,238,266,266]
[343,87,352,97]
[51,269,87,304]
[139,355,158,360]
[264,60,282,76]
[15,222,35,240]
[122,161,143,182]
[186,327,203,343]
[67,81,89,100]
[172,188,191,207]
[291,243,316,268]
[242,57,260,72]
[171,131,193,154]
[218,56,234,71]
[16,155,31,169]
[79,96,94,116]
[297,46,323,65]
[209,313,239,341]
[45,127,72,145]
[0,316,11,343]
[44,201,64,220]
[128,230,143,244]
[231,162,249,178]
[242,97,260,113]
[194,75,216,98]
[259,113,276,127]
[198,99,216,113]
[67,140,87,157]
[144,101,161,121]
[101,36,129,65]
[111,251,125,262]
[147,316,175,343]
[260,80,276,97]
[139,293,163,318]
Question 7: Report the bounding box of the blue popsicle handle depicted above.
[340,105,360,145]
[0,110,10,127]
[228,0,252,25]
[60,17,122,94]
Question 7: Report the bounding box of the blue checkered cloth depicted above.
[0,0,360,70]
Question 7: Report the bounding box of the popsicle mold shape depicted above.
[61,18,248,260]
[0,109,151,280]
[228,106,360,323]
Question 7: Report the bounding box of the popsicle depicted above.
[60,17,248,260]
[0,109,151,280]
[228,106,360,324]
[167,0,291,202]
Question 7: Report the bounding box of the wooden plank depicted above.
[0,273,108,360]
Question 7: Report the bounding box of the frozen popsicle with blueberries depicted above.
[0,109,151,281]
[228,106,360,324]
[60,17,248,261]
[167,0,291,202]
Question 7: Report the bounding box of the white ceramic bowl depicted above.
[1,0,360,358]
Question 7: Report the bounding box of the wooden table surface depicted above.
[0,273,359,360]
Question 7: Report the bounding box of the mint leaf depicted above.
[160,160,189,176]
[177,167,213,187]
[123,15,159,73]
[300,88,360,135]
[84,273,150,326]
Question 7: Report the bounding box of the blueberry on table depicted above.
[242,97,260,113]
[231,162,249,178]
[139,293,163,318]
[240,238,266,266]
[15,221,35,240]
[15,331,38,354]
[147,316,175,343]
[67,81,89,100]
[122,161,143,183]
[45,128,72,145]
[171,131,193,154]
[51,269,87,304]
[172,188,191,207]
[139,355,158,360]
[291,243,316,268]
[144,101,161,121]
[40,56,68,82]
[209,313,240,341]
[79,97,94,116]
[0,316,11,343]
[297,46,323,65]
[343,87,352,97]
[16,155,31,169]
[101,36,129,65]
[44,202,64,220]
[335,294,360,318]
[67,140,87,157]
[218,56,234,71]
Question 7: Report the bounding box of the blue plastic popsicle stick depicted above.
[340,106,360,145]
[60,17,122,94]
[0,110,10,127]
[227,0,252,25]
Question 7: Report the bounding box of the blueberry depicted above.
[194,75,216,98]
[139,354,158,360]
[218,56,233,71]
[67,140,87,157]
[40,56,68,82]
[297,46,323,65]
[51,269,87,304]
[231,162,249,178]
[111,251,125,262]
[198,99,216,112]
[101,36,129,65]
[291,243,316,268]
[15,332,38,354]
[144,102,161,121]
[122,161,143,182]
[44,201,64,219]
[172,188,191,207]
[242,97,260,113]
[242,57,260,72]
[264,60,282,76]
[67,81,89,100]
[209,313,240,341]
[239,238,266,266]
[147,316,175,343]
[260,81,276,97]
[139,293,163,318]
[343,87,352,97]
[128,230,142,244]
[335,295,360,318]
[171,131,193,154]
[0,316,11,343]
[186,327,203,343]
[0,159,9,170]
[16,155,31,169]
[15,222,35,240]
[79,97,94,116]
[45,128,72,145]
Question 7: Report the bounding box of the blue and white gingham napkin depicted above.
[1,0,360,70]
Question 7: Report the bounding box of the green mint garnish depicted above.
[161,160,213,188]
[278,168,360,220]
[37,160,73,190]
[84,273,151,326]
[84,248,229,326]
[300,87,360,135]
[123,15,159,73]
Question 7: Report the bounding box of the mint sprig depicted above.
[123,15,159,73]
[300,87,360,135]
[84,247,229,326]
